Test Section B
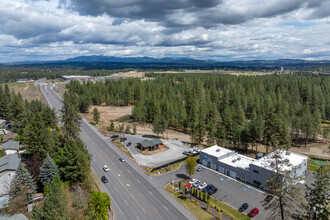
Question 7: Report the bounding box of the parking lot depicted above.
[112,134,191,168]
[190,166,268,220]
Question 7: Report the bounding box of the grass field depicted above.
[3,82,44,102]
[307,158,330,172]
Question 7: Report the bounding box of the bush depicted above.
[195,202,199,205]
[117,115,130,122]
[192,200,195,202]
[211,204,215,208]
[209,211,212,214]
[217,208,221,212]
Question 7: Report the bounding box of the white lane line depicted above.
[127,184,130,187]
[124,200,128,205]
[137,179,141,183]
[114,186,118,191]
[163,205,168,211]
[127,169,131,173]
[117,174,121,177]
[148,191,153,195]
[136,216,140,220]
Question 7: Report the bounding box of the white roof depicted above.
[251,150,308,172]
[62,75,91,79]
[201,145,233,158]
[220,153,255,170]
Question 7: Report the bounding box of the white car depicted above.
[189,178,198,184]
[103,165,109,172]
[198,182,207,190]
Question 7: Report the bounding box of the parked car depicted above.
[198,182,207,190]
[126,142,132,147]
[248,208,259,217]
[120,138,127,142]
[119,158,125,162]
[193,180,201,188]
[103,165,109,172]
[189,179,198,184]
[238,203,249,212]
[110,134,119,139]
[208,187,217,195]
[101,176,108,183]
[202,185,212,193]
[196,166,205,172]
[264,194,274,202]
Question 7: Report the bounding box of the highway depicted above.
[39,83,197,220]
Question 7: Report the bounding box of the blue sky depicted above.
[0,0,330,62]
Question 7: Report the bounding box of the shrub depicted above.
[195,202,199,205]
[217,208,221,212]
[211,204,215,208]
[192,199,195,202]
[209,211,212,214]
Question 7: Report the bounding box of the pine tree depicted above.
[262,150,304,220]
[61,91,81,140]
[93,107,100,124]
[133,124,137,135]
[304,166,330,220]
[39,154,59,186]
[109,122,115,131]
[59,139,91,184]
[185,156,197,177]
[39,174,69,220]
[10,164,37,204]
[9,93,26,134]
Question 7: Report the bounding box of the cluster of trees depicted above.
[67,74,329,151]
[0,84,111,219]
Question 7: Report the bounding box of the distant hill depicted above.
[2,56,330,69]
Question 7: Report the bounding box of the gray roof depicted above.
[140,139,163,148]
[1,141,19,151]
[0,214,28,220]
[0,154,20,173]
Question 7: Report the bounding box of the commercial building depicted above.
[200,145,308,188]
[60,75,92,81]
[137,139,164,151]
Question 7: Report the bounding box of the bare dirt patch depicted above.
[5,82,44,102]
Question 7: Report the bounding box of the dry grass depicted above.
[5,82,44,102]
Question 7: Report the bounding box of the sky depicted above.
[1,0,330,62]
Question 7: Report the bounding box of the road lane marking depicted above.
[136,216,140,220]
[148,191,153,195]
[137,179,141,183]
[163,205,168,211]
[127,184,130,187]
[127,169,131,173]
[117,174,121,176]
[114,186,118,191]
[124,200,128,205]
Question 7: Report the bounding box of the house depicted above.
[137,139,164,151]
[3,133,17,143]
[1,141,20,155]
[200,145,308,188]
[0,154,20,178]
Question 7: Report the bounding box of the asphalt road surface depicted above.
[40,84,196,220]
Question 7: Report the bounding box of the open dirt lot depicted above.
[5,82,44,102]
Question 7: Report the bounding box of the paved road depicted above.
[40,84,197,220]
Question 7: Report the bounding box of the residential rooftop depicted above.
[1,141,19,151]
[0,154,20,173]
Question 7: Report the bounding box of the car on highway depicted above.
[120,138,127,142]
[101,176,108,183]
[198,182,207,190]
[193,180,201,188]
[126,142,132,147]
[189,179,198,184]
[110,134,119,139]
[264,194,274,202]
[238,203,249,212]
[103,165,109,172]
[196,166,205,172]
[247,208,259,217]
[119,158,125,162]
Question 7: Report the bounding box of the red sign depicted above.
[185,184,192,189]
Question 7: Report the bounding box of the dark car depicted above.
[202,185,212,193]
[248,208,259,217]
[208,187,217,195]
[110,134,119,139]
[101,176,108,183]
[126,142,132,147]
[238,203,249,212]
[119,158,125,162]
[264,194,274,202]
[120,138,127,142]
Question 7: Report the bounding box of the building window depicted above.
[253,169,259,174]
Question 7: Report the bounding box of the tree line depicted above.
[67,74,330,151]
[0,84,110,219]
